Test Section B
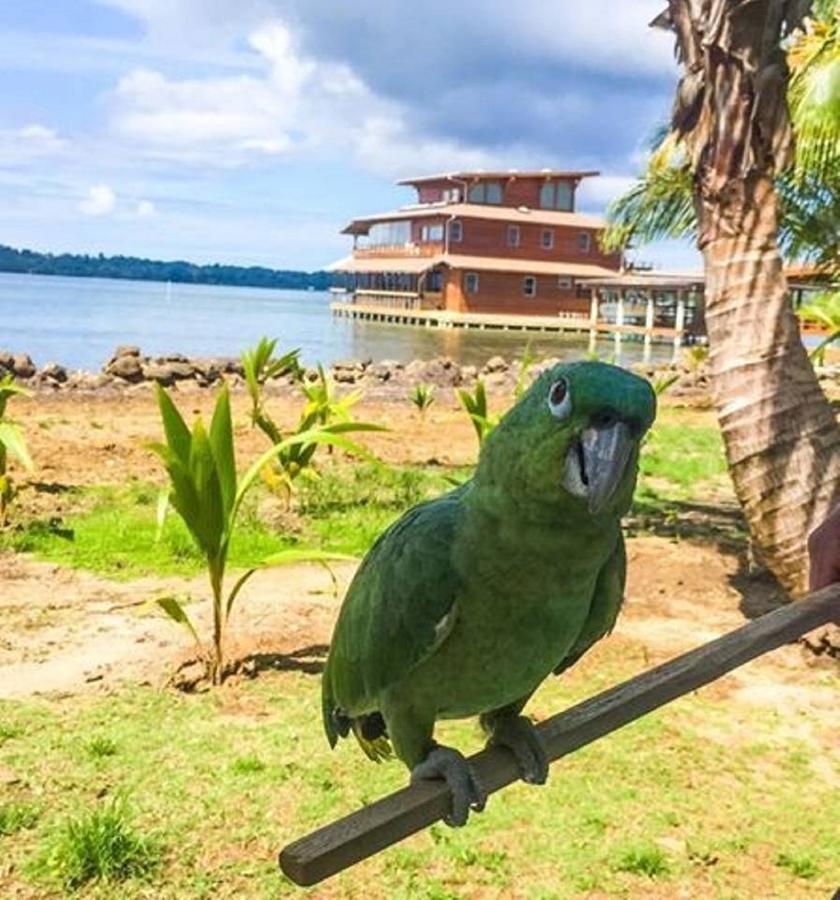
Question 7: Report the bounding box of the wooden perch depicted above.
[279,585,840,887]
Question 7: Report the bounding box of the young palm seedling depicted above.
[0,375,34,526]
[242,338,381,506]
[455,380,500,449]
[151,381,370,684]
[409,383,435,416]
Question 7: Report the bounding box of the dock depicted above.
[331,296,692,363]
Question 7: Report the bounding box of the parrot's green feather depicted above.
[321,360,656,773]
[553,538,626,676]
[322,490,463,737]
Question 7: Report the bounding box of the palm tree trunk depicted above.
[663,0,840,595]
[701,174,840,595]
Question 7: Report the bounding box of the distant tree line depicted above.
[0,244,334,291]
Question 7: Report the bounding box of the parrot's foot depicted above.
[487,716,549,785]
[410,745,486,827]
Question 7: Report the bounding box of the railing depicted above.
[354,242,444,259]
[279,585,840,886]
[353,289,423,310]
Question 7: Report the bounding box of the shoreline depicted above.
[1,343,837,405]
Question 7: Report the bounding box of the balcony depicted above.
[354,241,444,259]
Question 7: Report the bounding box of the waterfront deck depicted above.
[331,300,689,361]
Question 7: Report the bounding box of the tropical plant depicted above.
[242,336,303,445]
[456,380,501,449]
[409,383,436,415]
[514,341,542,398]
[151,382,363,684]
[242,339,379,506]
[797,289,840,362]
[607,1,840,594]
[0,375,33,526]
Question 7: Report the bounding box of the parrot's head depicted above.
[477,360,656,519]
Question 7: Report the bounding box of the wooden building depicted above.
[328,170,622,316]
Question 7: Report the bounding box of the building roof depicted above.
[341,202,606,235]
[582,270,706,289]
[397,170,600,185]
[327,254,618,278]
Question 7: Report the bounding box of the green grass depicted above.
[0,465,457,578]
[639,415,729,496]
[2,410,729,580]
[86,737,118,759]
[0,802,40,836]
[0,650,836,898]
[614,842,671,877]
[32,799,161,891]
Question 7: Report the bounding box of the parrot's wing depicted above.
[554,534,626,675]
[322,490,462,751]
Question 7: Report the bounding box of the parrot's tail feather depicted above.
[321,671,349,749]
[351,720,392,762]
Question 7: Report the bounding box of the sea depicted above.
[0,272,674,372]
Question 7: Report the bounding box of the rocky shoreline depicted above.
[1,344,837,403]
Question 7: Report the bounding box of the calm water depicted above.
[0,272,673,371]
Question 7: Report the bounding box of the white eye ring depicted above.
[548,378,572,419]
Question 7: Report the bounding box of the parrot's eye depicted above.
[548,378,572,419]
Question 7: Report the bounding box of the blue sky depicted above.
[0,0,699,270]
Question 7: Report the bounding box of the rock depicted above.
[368,362,392,382]
[142,363,178,386]
[144,361,195,385]
[422,357,462,387]
[106,354,144,383]
[10,353,36,379]
[68,372,112,391]
[483,355,508,374]
[460,364,478,382]
[41,362,68,383]
[483,372,509,390]
[333,368,357,384]
[404,359,428,382]
[0,350,14,373]
[113,344,141,359]
[192,358,223,385]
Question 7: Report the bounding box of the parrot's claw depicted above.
[488,716,549,785]
[410,745,486,827]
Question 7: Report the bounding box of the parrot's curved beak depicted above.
[563,420,634,515]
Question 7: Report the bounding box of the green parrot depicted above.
[322,361,656,825]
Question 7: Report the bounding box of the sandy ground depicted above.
[1,386,836,749]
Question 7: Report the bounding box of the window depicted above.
[467,181,503,204]
[540,182,554,209]
[578,232,592,253]
[557,276,573,290]
[486,182,503,203]
[541,229,555,250]
[539,180,574,212]
[507,224,520,247]
[449,220,463,242]
[442,188,461,202]
[523,276,537,298]
[366,220,411,247]
[427,270,443,291]
[420,223,444,242]
[555,182,573,211]
[464,272,480,294]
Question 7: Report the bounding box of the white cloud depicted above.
[107,20,499,176]
[78,184,118,216]
[577,175,639,211]
[0,124,67,166]
[136,199,156,217]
